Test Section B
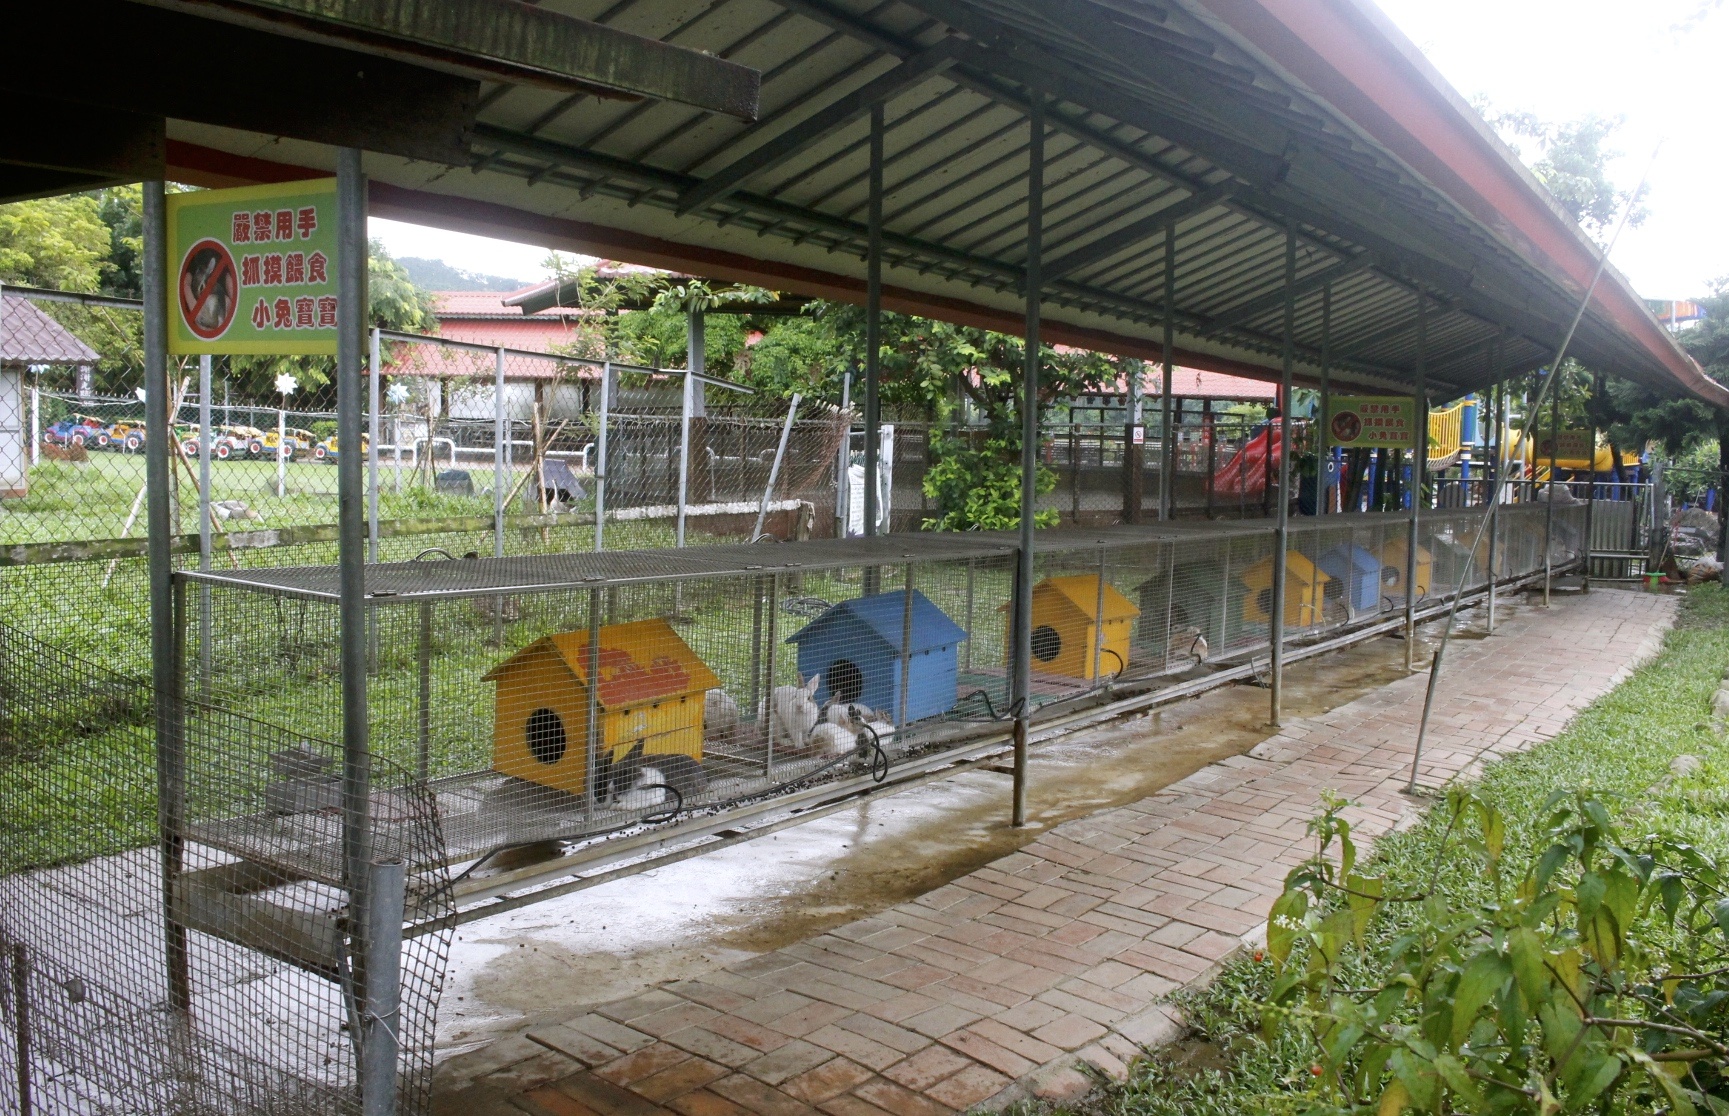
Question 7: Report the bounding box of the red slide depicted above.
[1212,420,1282,498]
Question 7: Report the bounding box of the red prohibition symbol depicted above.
[178,238,239,340]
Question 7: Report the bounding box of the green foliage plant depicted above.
[1264,789,1729,1114]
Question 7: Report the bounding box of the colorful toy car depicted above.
[106,420,146,452]
[246,428,316,461]
[312,432,368,462]
[43,415,108,448]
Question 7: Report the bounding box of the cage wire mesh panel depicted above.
[0,617,452,1115]
[183,538,1022,889]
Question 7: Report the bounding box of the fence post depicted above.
[198,354,213,699]
[1486,379,1501,634]
[360,858,406,1116]
[1011,97,1044,828]
[594,362,609,552]
[9,942,28,1116]
[1544,378,1558,606]
[1269,226,1295,727]
[1405,292,1427,672]
[677,370,692,548]
[1160,225,1175,520]
[335,152,378,1112]
[369,329,381,563]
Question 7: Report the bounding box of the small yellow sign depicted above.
[165,179,340,355]
[1325,395,1417,450]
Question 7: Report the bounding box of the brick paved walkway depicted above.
[436,589,1676,1116]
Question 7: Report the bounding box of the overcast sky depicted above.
[370,0,1728,299]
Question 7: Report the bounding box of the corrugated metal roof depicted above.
[161,0,1717,407]
[0,296,100,366]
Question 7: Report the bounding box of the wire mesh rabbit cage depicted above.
[173,500,1584,911]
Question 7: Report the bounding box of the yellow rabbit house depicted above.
[1378,538,1433,603]
[486,618,719,797]
[1008,574,1140,681]
[1240,551,1330,628]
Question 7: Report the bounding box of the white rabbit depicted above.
[770,674,821,751]
[704,689,740,744]
[824,700,876,728]
[807,722,856,758]
[613,766,669,810]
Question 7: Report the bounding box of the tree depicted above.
[1480,108,1647,239]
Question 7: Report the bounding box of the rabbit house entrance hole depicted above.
[827,659,865,706]
[1031,625,1062,663]
[527,708,567,765]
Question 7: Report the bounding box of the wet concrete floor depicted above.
[438,603,1509,1059]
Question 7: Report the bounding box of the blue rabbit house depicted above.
[788,591,966,724]
[1317,544,1381,613]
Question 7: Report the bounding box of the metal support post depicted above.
[493,347,506,559]
[1124,358,1144,524]
[594,363,610,551]
[198,354,213,697]
[898,565,915,729]
[1486,373,1502,634]
[335,153,376,1091]
[863,104,884,544]
[277,405,287,498]
[1159,226,1175,520]
[1318,284,1331,515]
[1544,381,1559,605]
[1405,291,1427,671]
[764,574,780,779]
[584,587,602,816]
[144,179,191,1017]
[369,329,381,562]
[677,362,693,548]
[360,857,406,1116]
[1011,97,1044,828]
[10,942,29,1116]
[1584,374,1601,591]
[417,602,431,782]
[1269,226,1294,726]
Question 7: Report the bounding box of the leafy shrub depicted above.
[922,436,1058,531]
[1264,789,1728,1114]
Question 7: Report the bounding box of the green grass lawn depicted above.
[1083,586,1729,1116]
[1,450,523,545]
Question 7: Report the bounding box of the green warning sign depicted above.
[1324,395,1417,450]
[166,179,340,355]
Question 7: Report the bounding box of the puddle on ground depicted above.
[439,600,1524,1056]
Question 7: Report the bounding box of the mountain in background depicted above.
[398,257,528,292]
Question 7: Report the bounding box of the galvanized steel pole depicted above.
[863,104,884,542]
[335,149,378,1107]
[494,347,507,560]
[1544,383,1560,605]
[1159,225,1174,521]
[1011,96,1044,828]
[198,354,212,696]
[594,362,610,552]
[1269,226,1294,727]
[360,857,405,1116]
[1318,284,1331,515]
[1405,291,1426,672]
[143,178,190,1016]
[369,329,382,562]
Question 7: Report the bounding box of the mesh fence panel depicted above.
[0,619,452,1115]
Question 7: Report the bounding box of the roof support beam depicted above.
[675,40,958,215]
[767,0,1574,356]
[132,0,761,117]
[1041,183,1233,282]
[1201,253,1374,337]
